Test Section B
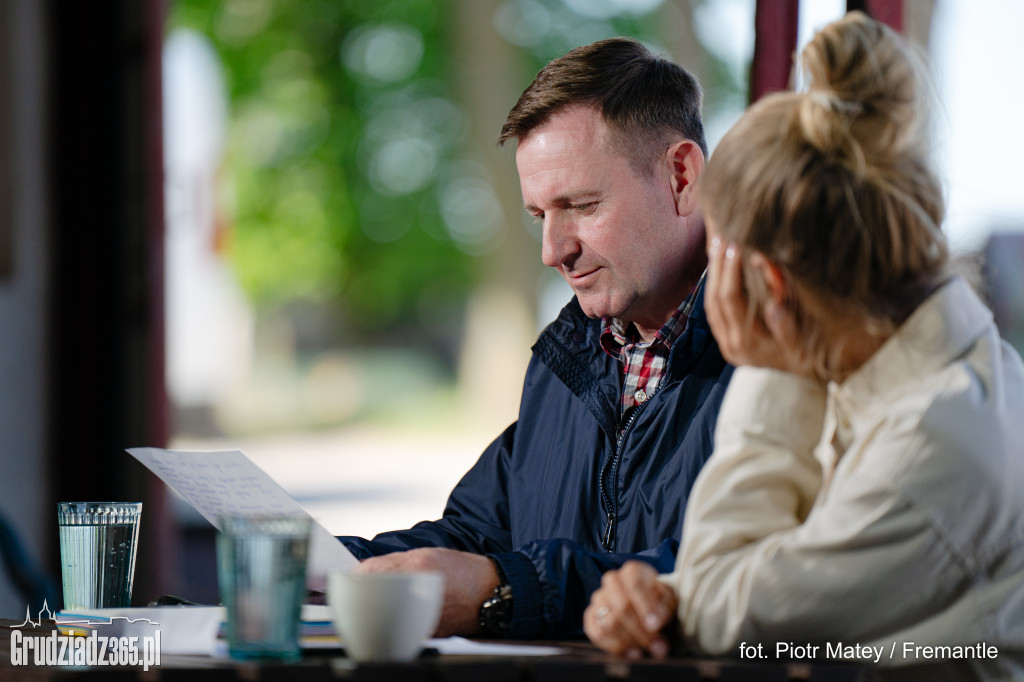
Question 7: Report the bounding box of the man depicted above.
[340,38,732,640]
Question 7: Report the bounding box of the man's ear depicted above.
[667,140,704,217]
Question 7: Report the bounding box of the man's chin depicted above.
[575,295,621,321]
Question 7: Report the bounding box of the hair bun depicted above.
[797,11,925,167]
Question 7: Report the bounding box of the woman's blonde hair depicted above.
[701,11,950,380]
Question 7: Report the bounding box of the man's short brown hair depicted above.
[498,37,707,176]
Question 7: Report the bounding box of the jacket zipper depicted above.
[599,390,656,551]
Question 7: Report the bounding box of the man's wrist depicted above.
[478,558,513,636]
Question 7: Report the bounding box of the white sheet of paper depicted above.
[56,606,225,655]
[427,637,569,656]
[126,447,358,585]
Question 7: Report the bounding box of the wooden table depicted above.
[0,618,891,681]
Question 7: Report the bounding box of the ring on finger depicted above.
[595,606,611,628]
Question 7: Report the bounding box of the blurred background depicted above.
[1,0,1022,614]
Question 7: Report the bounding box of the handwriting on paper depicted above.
[126,447,357,579]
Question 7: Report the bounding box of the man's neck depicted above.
[623,302,684,344]
[629,271,706,343]
[632,320,662,344]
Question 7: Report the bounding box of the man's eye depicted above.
[572,202,597,214]
[530,212,545,223]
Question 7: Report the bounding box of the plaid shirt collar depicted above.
[599,301,690,361]
[598,298,692,413]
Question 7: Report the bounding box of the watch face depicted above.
[480,589,513,635]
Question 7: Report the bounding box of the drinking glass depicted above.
[216,514,311,661]
[57,502,142,610]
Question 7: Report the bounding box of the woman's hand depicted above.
[584,561,678,659]
[705,236,807,374]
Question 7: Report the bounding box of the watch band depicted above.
[478,560,513,636]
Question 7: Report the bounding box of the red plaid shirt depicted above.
[600,301,692,414]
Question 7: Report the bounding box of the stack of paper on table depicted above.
[56,606,224,655]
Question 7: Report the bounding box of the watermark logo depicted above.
[10,600,162,670]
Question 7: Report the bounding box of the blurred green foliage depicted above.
[169,0,474,333]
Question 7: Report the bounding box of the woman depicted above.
[583,11,1024,674]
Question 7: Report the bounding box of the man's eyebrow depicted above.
[523,192,602,212]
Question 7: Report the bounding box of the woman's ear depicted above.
[748,252,788,306]
[748,252,803,352]
[667,140,704,217]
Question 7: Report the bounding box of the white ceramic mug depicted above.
[327,570,444,662]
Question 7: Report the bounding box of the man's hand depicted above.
[354,548,500,637]
[584,561,678,659]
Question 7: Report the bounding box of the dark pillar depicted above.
[751,0,800,103]
[47,0,172,605]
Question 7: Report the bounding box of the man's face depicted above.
[516,105,704,335]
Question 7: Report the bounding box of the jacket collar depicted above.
[833,277,991,417]
[534,282,717,414]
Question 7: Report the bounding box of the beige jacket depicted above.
[665,277,1024,676]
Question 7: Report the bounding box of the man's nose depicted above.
[541,214,579,269]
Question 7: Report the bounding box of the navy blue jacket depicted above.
[340,290,733,639]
